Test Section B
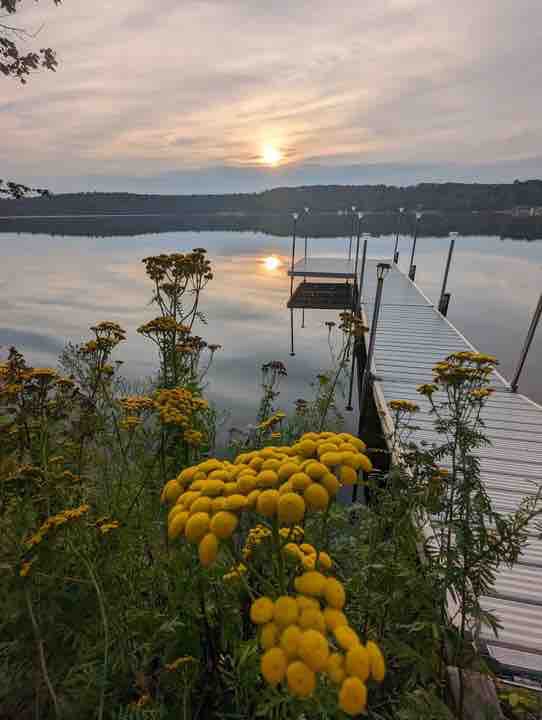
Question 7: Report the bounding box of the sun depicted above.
[263,255,281,271]
[262,143,282,167]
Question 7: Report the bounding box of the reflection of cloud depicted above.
[0,328,65,355]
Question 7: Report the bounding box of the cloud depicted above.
[2,0,542,188]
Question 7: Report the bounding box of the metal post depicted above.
[346,349,356,412]
[393,207,404,264]
[290,308,295,356]
[301,207,310,328]
[438,232,457,315]
[358,232,370,303]
[408,212,422,281]
[510,293,542,392]
[358,264,390,434]
[348,205,356,262]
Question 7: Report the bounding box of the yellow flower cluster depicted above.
[388,399,419,413]
[25,503,91,549]
[161,432,372,568]
[119,394,156,431]
[95,516,121,535]
[251,577,385,715]
[339,312,369,338]
[258,411,286,431]
[154,387,208,429]
[184,429,204,447]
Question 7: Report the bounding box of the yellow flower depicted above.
[278,462,299,481]
[286,661,316,698]
[334,625,360,651]
[198,533,219,567]
[210,511,238,540]
[320,472,340,496]
[317,551,333,571]
[257,469,279,488]
[246,489,261,508]
[290,472,312,491]
[185,512,211,543]
[224,494,248,512]
[294,571,327,597]
[296,595,320,613]
[298,629,329,672]
[338,676,367,716]
[298,439,317,458]
[274,596,299,627]
[304,483,329,511]
[320,451,342,467]
[339,466,358,486]
[256,489,279,518]
[305,461,327,480]
[200,479,226,497]
[283,542,302,560]
[161,479,183,504]
[260,647,287,686]
[326,652,345,685]
[280,624,302,659]
[250,597,275,625]
[19,559,34,578]
[277,493,306,525]
[323,608,347,631]
[324,578,346,610]
[356,453,373,473]
[299,608,326,633]
[345,644,369,681]
[260,622,279,650]
[191,497,213,514]
[168,511,189,540]
[367,640,386,682]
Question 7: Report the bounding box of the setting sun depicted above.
[263,255,281,271]
[261,143,282,166]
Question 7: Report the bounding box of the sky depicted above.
[2,0,542,193]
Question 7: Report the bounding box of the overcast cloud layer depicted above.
[2,0,542,193]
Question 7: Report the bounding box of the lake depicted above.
[1,229,541,435]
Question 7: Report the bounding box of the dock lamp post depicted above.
[348,205,357,261]
[510,293,542,392]
[358,262,391,435]
[408,212,422,281]
[289,212,299,356]
[345,212,365,412]
[393,207,404,264]
[301,206,310,329]
[438,231,458,316]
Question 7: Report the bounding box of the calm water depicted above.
[1,230,541,432]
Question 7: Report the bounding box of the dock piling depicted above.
[393,207,404,264]
[510,292,542,392]
[438,232,457,316]
[358,263,390,433]
[408,212,422,280]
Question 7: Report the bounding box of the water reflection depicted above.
[0,231,541,432]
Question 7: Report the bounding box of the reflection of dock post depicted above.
[290,308,295,356]
[408,211,422,281]
[289,212,299,354]
[393,207,404,264]
[301,207,309,328]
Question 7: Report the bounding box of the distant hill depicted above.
[2,180,542,216]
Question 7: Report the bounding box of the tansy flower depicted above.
[280,625,303,659]
[323,608,348,631]
[326,653,346,685]
[345,644,370,681]
[274,596,299,627]
[210,511,238,540]
[298,629,329,672]
[339,676,367,716]
[286,661,316,698]
[256,489,279,518]
[334,625,360,651]
[299,608,326,633]
[324,578,346,610]
[250,597,275,625]
[261,648,287,686]
[198,533,219,567]
[185,512,210,543]
[304,483,329,511]
[260,623,279,650]
[294,571,327,597]
[277,493,305,525]
[367,640,386,682]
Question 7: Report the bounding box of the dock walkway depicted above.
[362,259,542,678]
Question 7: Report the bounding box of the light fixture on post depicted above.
[358,262,391,434]
[408,211,423,281]
[393,207,404,264]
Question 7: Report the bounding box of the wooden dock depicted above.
[361,259,542,678]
